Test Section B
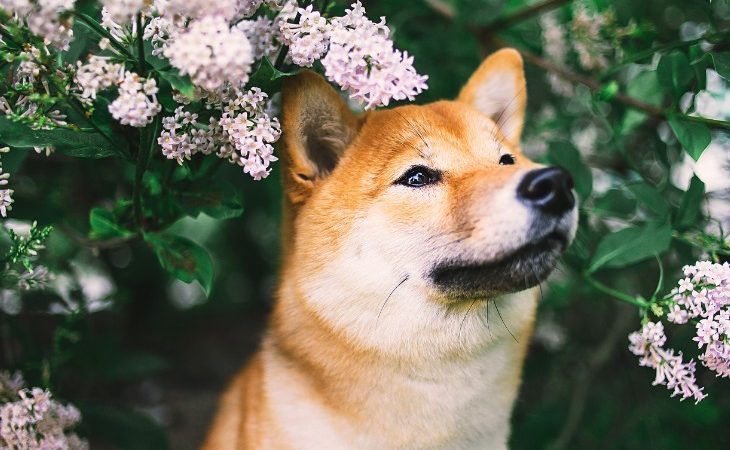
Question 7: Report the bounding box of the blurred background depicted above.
[2,0,730,449]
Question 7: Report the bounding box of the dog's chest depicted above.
[263,337,521,450]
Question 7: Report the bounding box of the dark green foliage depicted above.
[1,0,730,448]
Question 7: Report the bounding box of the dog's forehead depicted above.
[352,101,515,167]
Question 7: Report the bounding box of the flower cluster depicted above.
[75,56,160,127]
[0,0,75,49]
[109,72,162,127]
[0,147,13,218]
[164,15,254,93]
[74,56,125,101]
[539,12,573,96]
[219,88,280,179]
[667,261,730,378]
[280,1,428,109]
[570,3,615,71]
[628,321,706,403]
[0,371,87,449]
[280,4,329,67]
[158,88,280,179]
[101,0,145,23]
[628,261,730,403]
[236,16,281,62]
[79,0,427,179]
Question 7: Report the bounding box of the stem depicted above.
[133,116,161,229]
[584,273,650,308]
[682,114,730,131]
[424,2,730,132]
[487,0,570,33]
[274,44,289,70]
[135,13,147,76]
[74,12,135,61]
[599,30,730,80]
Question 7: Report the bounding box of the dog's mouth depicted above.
[429,231,568,297]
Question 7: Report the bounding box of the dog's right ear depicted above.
[281,71,361,205]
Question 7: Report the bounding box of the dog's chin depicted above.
[429,231,568,300]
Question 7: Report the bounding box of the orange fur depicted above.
[202,49,573,450]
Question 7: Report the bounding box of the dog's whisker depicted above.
[376,274,409,328]
[494,299,518,343]
[458,298,478,345]
[424,226,476,243]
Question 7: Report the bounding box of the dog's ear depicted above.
[457,48,526,145]
[281,70,361,204]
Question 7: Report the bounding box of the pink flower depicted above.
[628,322,706,403]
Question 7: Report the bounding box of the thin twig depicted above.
[583,273,650,308]
[425,1,730,132]
[487,0,571,33]
[59,224,137,250]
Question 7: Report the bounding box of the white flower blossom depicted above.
[108,72,162,127]
[101,0,146,24]
[75,56,160,127]
[0,372,88,449]
[158,88,280,180]
[628,321,706,403]
[157,0,238,20]
[164,15,254,93]
[539,12,573,96]
[237,16,282,61]
[321,2,428,109]
[1,0,75,49]
[0,148,13,218]
[666,261,730,379]
[280,5,330,67]
[74,56,125,101]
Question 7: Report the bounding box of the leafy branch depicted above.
[425,0,730,132]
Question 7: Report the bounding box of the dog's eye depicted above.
[396,166,440,187]
[499,154,516,165]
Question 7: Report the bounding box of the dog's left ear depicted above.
[457,48,526,145]
[281,71,362,207]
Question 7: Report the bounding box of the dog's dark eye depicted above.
[396,166,440,187]
[499,154,516,165]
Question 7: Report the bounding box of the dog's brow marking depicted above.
[376,274,409,327]
[395,109,432,159]
[494,298,519,343]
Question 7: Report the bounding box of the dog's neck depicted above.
[264,276,538,449]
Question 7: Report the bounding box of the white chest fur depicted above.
[261,290,537,450]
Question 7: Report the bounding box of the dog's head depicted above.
[279,49,578,354]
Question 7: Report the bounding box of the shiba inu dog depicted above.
[203,48,578,450]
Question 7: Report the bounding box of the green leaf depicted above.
[676,175,705,229]
[588,220,672,273]
[668,116,711,160]
[593,189,637,217]
[712,52,730,82]
[144,233,214,295]
[0,117,121,158]
[173,182,244,220]
[627,182,669,218]
[657,51,693,95]
[89,208,134,240]
[247,57,299,95]
[546,141,593,200]
[157,68,196,99]
[622,71,662,132]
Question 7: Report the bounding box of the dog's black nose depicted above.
[517,167,575,215]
